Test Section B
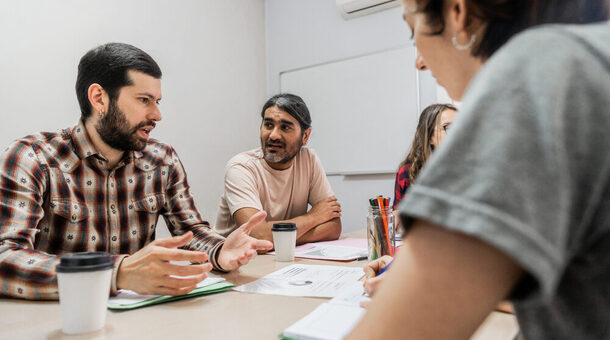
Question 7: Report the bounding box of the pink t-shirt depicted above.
[213,147,333,236]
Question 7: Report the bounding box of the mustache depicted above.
[265,139,285,147]
[132,120,156,132]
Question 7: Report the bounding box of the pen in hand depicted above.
[376,259,393,276]
[362,259,394,296]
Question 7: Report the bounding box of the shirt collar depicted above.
[70,119,100,160]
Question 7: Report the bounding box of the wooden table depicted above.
[0,236,518,339]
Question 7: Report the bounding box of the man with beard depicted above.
[214,94,342,245]
[0,43,272,300]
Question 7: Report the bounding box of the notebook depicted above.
[279,282,369,340]
[107,277,234,310]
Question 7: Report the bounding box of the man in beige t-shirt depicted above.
[214,94,342,245]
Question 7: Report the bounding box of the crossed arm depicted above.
[233,196,342,245]
[346,219,522,340]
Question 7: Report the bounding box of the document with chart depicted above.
[234,264,364,298]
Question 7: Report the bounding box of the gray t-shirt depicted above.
[400,23,610,340]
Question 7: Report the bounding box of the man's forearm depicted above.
[250,213,320,242]
[0,246,62,300]
[297,218,342,244]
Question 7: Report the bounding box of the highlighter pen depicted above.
[377,259,394,276]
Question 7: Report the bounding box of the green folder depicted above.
[107,281,235,310]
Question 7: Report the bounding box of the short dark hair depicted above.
[260,93,312,132]
[75,42,162,119]
[415,0,609,58]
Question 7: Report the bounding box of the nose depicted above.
[148,104,162,122]
[269,126,282,140]
[415,51,428,71]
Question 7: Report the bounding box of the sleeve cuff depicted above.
[208,242,229,273]
[111,255,128,295]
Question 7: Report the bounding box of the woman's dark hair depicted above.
[76,42,162,119]
[415,0,609,58]
[400,103,457,183]
[260,93,312,133]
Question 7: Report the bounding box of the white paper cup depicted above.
[272,223,297,262]
[56,252,113,334]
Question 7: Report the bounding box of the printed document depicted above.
[234,264,364,298]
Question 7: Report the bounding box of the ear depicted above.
[87,83,109,118]
[447,0,468,32]
[301,127,312,146]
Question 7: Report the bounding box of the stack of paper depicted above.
[269,238,368,261]
[107,277,234,310]
[280,283,369,340]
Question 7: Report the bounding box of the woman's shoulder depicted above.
[397,162,412,174]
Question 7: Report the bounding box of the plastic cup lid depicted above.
[271,222,297,232]
[56,251,114,273]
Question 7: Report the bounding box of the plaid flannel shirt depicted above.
[0,120,225,300]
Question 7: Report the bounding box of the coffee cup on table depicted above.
[271,222,297,262]
[56,251,113,334]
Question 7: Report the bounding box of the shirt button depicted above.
[112,236,117,241]
[111,204,115,209]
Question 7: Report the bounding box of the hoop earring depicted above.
[99,111,104,119]
[452,32,476,51]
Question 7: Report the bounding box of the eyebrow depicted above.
[136,92,162,101]
[263,117,295,126]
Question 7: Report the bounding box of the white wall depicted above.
[265,0,439,232]
[0,0,267,238]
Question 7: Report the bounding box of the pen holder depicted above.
[366,206,395,261]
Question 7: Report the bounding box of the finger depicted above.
[363,265,377,278]
[155,248,209,263]
[161,263,213,277]
[360,299,372,309]
[237,255,249,266]
[237,211,267,235]
[224,258,238,271]
[155,284,199,296]
[250,239,273,251]
[379,255,393,268]
[159,272,207,289]
[153,231,194,248]
[364,276,383,297]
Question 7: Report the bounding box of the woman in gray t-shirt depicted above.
[348,1,610,339]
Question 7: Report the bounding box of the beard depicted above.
[96,100,155,152]
[261,137,302,165]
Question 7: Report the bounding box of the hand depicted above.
[116,232,213,296]
[363,255,393,297]
[307,196,341,225]
[218,211,273,271]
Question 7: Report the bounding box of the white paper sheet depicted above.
[234,264,364,298]
[109,277,225,305]
[282,284,369,340]
[328,282,370,307]
[294,244,368,261]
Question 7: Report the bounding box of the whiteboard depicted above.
[280,47,419,175]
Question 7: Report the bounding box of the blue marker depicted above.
[376,259,393,276]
